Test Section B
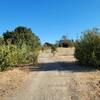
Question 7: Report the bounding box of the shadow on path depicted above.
[28,61,99,72]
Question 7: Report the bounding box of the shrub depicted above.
[74,29,100,67]
[57,35,75,48]
[0,45,19,71]
[17,44,29,64]
[42,42,57,52]
[0,26,41,71]
[27,50,39,65]
[0,36,5,45]
[0,43,40,71]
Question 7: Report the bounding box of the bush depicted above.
[42,42,57,52]
[0,36,5,45]
[0,26,41,71]
[0,45,18,71]
[57,35,75,48]
[0,44,39,71]
[27,50,39,65]
[74,29,100,67]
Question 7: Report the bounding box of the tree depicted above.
[62,35,67,40]
[3,26,41,50]
[58,35,74,47]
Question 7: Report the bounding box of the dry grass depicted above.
[0,68,29,99]
[52,48,100,100]
[69,72,100,100]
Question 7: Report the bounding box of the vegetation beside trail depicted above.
[57,35,74,47]
[42,42,57,52]
[0,26,41,71]
[42,35,74,53]
[75,28,100,67]
[0,27,100,71]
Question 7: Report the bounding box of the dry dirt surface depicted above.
[0,48,100,100]
[0,68,29,100]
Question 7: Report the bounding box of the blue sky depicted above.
[0,0,100,43]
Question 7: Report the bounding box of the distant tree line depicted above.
[42,35,75,52]
[56,35,74,48]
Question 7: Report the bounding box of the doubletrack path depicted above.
[8,54,99,100]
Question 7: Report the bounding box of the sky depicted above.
[0,0,100,43]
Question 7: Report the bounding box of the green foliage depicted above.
[0,26,41,71]
[3,26,41,49]
[74,29,100,66]
[0,36,5,45]
[27,50,39,65]
[43,42,57,52]
[0,45,18,71]
[0,44,39,71]
[57,35,74,48]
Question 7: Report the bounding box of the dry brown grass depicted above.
[0,68,29,99]
[52,48,100,100]
[69,72,100,100]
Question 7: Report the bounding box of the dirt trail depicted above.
[5,54,100,100]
